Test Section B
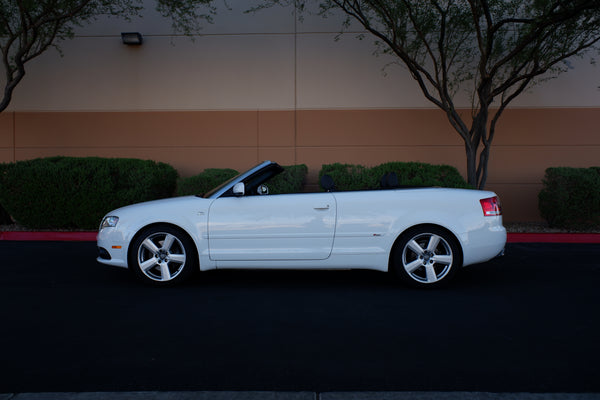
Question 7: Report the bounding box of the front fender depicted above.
[97,196,215,271]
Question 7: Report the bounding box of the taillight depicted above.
[480,196,502,216]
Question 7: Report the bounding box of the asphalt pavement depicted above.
[1,242,599,399]
[2,391,600,399]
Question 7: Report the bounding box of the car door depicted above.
[207,193,336,261]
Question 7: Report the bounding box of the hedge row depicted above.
[176,168,239,196]
[268,164,309,195]
[539,167,600,230]
[319,162,471,190]
[0,158,309,229]
[0,157,177,230]
[4,157,595,231]
[0,158,469,230]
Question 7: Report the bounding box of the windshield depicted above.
[202,172,244,199]
[201,161,274,199]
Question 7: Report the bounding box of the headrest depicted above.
[320,174,335,191]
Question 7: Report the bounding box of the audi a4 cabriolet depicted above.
[97,161,506,288]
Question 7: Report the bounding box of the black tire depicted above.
[128,225,197,286]
[391,226,462,289]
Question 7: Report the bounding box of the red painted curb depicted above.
[0,231,598,243]
[0,231,97,241]
[506,233,600,244]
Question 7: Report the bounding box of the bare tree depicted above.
[256,0,600,189]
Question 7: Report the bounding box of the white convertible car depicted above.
[97,161,506,288]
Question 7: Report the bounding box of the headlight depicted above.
[100,216,119,230]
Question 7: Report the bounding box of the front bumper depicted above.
[96,228,129,269]
[98,246,111,260]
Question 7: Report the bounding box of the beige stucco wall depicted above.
[1,1,599,223]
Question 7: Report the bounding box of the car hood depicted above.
[106,196,210,217]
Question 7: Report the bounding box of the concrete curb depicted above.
[1,231,599,243]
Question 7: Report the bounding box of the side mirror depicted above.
[232,182,245,197]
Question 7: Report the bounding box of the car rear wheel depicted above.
[129,225,197,286]
[392,226,462,288]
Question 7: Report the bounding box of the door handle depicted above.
[314,205,330,210]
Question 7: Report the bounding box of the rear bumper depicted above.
[460,223,507,267]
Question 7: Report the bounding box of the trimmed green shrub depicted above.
[0,157,178,230]
[375,162,470,188]
[268,164,308,194]
[176,168,239,196]
[319,162,470,191]
[0,204,11,225]
[539,167,600,230]
[318,163,372,191]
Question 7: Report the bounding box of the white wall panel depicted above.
[10,34,296,111]
[295,33,600,109]
[510,57,600,108]
[74,0,295,36]
[5,0,600,111]
[296,33,432,109]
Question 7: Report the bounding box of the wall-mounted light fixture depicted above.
[121,32,143,45]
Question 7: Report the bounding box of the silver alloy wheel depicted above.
[401,232,454,284]
[136,232,187,282]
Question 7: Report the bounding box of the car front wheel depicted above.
[392,226,462,288]
[129,225,197,286]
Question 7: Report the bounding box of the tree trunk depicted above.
[465,143,479,188]
[463,108,492,190]
[0,70,25,114]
